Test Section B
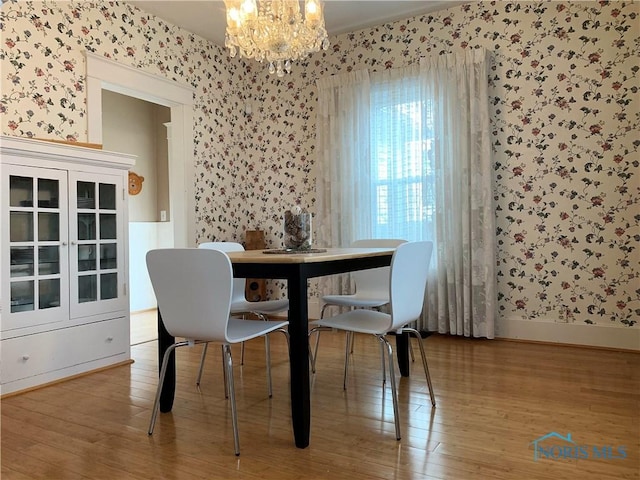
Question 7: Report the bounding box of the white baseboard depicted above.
[498,317,640,351]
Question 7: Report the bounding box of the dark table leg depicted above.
[157,309,176,412]
[287,272,311,448]
[396,332,410,377]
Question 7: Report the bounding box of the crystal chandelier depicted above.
[224,0,330,77]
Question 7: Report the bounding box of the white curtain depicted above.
[315,49,496,338]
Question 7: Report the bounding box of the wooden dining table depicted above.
[157,247,411,449]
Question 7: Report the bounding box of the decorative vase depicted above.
[283,207,312,250]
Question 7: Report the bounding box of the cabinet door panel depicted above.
[2,165,69,330]
[69,172,126,318]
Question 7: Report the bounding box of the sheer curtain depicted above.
[316,48,495,338]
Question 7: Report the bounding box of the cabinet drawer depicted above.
[1,317,128,384]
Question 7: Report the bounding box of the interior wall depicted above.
[0,1,637,347]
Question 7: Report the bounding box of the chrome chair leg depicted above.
[223,344,240,456]
[309,325,331,373]
[311,304,330,373]
[221,344,229,398]
[265,333,272,397]
[343,331,351,390]
[403,328,435,406]
[379,340,387,384]
[196,342,209,387]
[149,341,187,435]
[378,335,401,440]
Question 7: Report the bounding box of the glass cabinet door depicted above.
[2,166,69,330]
[69,172,124,318]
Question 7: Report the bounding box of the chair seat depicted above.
[311,309,391,335]
[227,317,289,343]
[321,294,388,309]
[231,299,289,315]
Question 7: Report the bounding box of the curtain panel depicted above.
[315,48,496,338]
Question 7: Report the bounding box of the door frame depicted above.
[84,51,195,248]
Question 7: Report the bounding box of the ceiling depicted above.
[128,1,457,47]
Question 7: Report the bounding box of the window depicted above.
[369,79,435,241]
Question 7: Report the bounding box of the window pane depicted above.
[78,213,96,240]
[10,212,33,242]
[11,280,34,313]
[11,247,34,277]
[77,182,95,209]
[38,212,59,241]
[38,178,59,208]
[78,275,97,303]
[100,273,117,300]
[100,214,117,239]
[100,243,117,269]
[39,279,61,309]
[39,246,60,275]
[78,244,97,272]
[99,183,116,210]
[10,176,33,207]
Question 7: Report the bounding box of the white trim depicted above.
[1,136,135,171]
[84,51,195,247]
[498,317,640,351]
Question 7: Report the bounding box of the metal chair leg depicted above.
[223,344,240,456]
[343,331,351,390]
[265,333,272,397]
[311,304,330,373]
[378,335,401,440]
[379,339,387,384]
[196,342,209,387]
[149,341,186,435]
[404,328,436,406]
[221,344,229,398]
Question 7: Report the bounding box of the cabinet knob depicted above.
[62,241,68,246]
[106,336,114,342]
[22,355,30,361]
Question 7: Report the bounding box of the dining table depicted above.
[156,246,411,449]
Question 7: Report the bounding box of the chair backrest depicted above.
[198,242,247,304]
[388,241,433,331]
[146,248,233,342]
[350,239,407,299]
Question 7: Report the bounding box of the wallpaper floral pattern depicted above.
[1,1,638,330]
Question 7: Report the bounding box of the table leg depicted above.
[287,273,311,448]
[396,332,410,377]
[158,309,176,412]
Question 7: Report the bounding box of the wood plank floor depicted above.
[1,332,638,479]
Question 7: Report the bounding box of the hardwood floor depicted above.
[130,309,158,346]
[1,332,638,479]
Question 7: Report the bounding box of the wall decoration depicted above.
[128,171,144,196]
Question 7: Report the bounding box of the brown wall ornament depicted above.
[128,171,144,195]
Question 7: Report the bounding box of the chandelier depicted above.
[224,0,330,77]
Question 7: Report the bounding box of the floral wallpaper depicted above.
[1,1,638,332]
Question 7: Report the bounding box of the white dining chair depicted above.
[146,248,289,456]
[311,238,406,374]
[198,241,289,396]
[309,241,435,440]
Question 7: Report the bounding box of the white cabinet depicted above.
[1,136,135,395]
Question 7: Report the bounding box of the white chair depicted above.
[309,241,435,440]
[146,248,289,456]
[198,242,289,396]
[311,238,406,373]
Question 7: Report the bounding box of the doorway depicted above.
[101,91,171,344]
[84,52,195,345]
